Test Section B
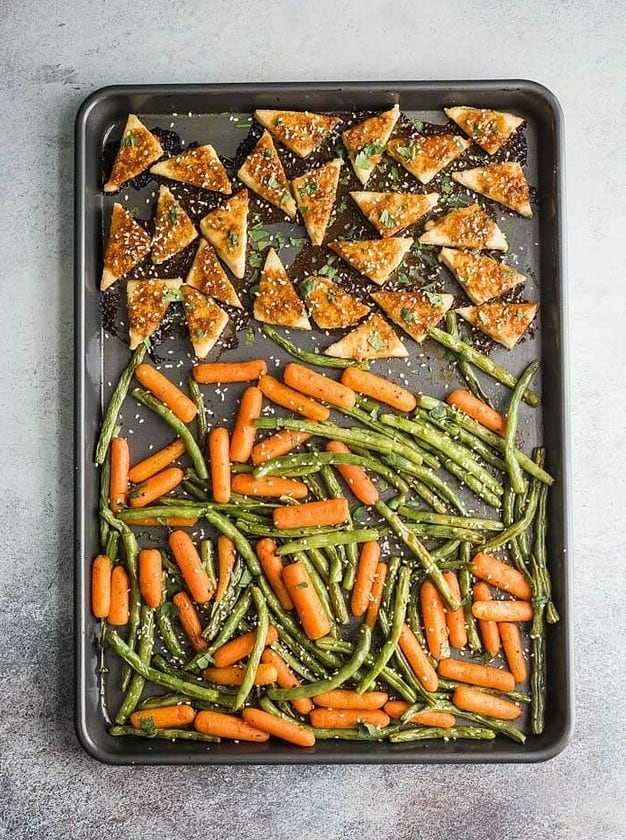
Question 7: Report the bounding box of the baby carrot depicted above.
[261,649,314,716]
[208,427,231,503]
[130,704,196,730]
[420,579,449,660]
[91,554,112,618]
[282,561,331,640]
[273,498,349,530]
[135,364,197,423]
[231,474,309,499]
[283,363,356,409]
[313,690,388,710]
[365,562,387,628]
[168,530,214,604]
[213,626,278,667]
[202,663,278,686]
[192,360,268,384]
[109,437,130,512]
[351,541,381,617]
[251,430,311,466]
[443,571,467,649]
[129,466,184,508]
[473,582,501,657]
[383,701,456,728]
[230,386,263,462]
[447,389,506,435]
[128,439,186,483]
[341,367,417,412]
[438,657,515,691]
[256,538,293,610]
[215,535,236,603]
[127,516,197,527]
[470,552,532,600]
[326,440,379,505]
[258,374,330,421]
[309,708,390,729]
[499,622,528,683]
[194,710,269,742]
[452,685,522,721]
[108,565,130,626]
[138,548,162,608]
[242,707,316,748]
[173,591,207,652]
[472,600,534,622]
[398,624,439,692]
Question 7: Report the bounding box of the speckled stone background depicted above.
[1,1,625,837]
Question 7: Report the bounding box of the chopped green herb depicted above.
[354,140,385,171]
[409,118,424,131]
[325,289,336,304]
[394,143,414,161]
[263,147,273,159]
[300,279,315,298]
[367,332,385,352]
[162,287,183,302]
[167,202,180,224]
[274,117,284,127]
[357,721,383,737]
[122,132,139,147]
[477,310,489,324]
[440,175,454,195]
[295,581,309,590]
[139,716,156,737]
[227,230,240,247]
[319,264,338,279]
[193,328,207,339]
[244,326,255,346]
[302,178,320,196]
[129,206,140,218]
[429,403,448,421]
[248,252,263,268]
[267,174,283,191]
[400,306,414,322]
[379,209,395,228]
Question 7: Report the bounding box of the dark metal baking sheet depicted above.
[75,81,572,764]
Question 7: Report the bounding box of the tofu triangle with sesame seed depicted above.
[299,276,370,330]
[181,285,229,359]
[151,185,198,265]
[237,131,297,217]
[350,191,439,238]
[199,189,248,279]
[127,278,182,350]
[150,145,232,194]
[456,301,539,350]
[438,248,525,304]
[254,248,311,330]
[372,289,454,343]
[186,239,242,308]
[324,313,407,360]
[444,107,524,155]
[386,134,471,185]
[254,110,343,158]
[292,159,343,246]
[104,114,164,193]
[452,163,533,218]
[419,204,507,251]
[342,104,400,186]
[101,203,151,291]
[328,237,413,285]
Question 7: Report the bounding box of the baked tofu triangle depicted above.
[150,145,231,194]
[127,278,182,350]
[386,134,471,185]
[328,237,413,285]
[151,185,198,264]
[101,203,151,291]
[350,191,439,237]
[254,109,342,158]
[186,239,242,308]
[237,131,297,217]
[181,285,229,359]
[254,248,310,330]
[372,289,454,343]
[325,313,407,360]
[438,248,525,305]
[292,159,342,246]
[452,163,533,218]
[342,104,400,186]
[300,276,370,330]
[457,301,539,350]
[419,204,507,251]
[104,114,163,193]
[445,107,524,155]
[199,189,248,279]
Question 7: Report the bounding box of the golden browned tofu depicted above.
[324,313,407,360]
[151,185,198,265]
[101,203,151,291]
[126,278,182,349]
[199,189,248,279]
[254,109,342,158]
[237,131,296,217]
[150,145,231,194]
[186,239,242,308]
[419,204,507,251]
[253,248,310,330]
[350,191,439,237]
[342,104,400,186]
[292,159,342,246]
[181,285,229,358]
[104,114,163,193]
[372,289,454,343]
[439,248,525,304]
[386,134,470,185]
[445,106,524,155]
[328,237,412,285]
[300,276,370,330]
[456,301,539,349]
[452,163,532,218]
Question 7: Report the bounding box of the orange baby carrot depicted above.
[312,690,388,710]
[473,582,501,657]
[215,535,236,603]
[365,561,387,628]
[202,663,278,686]
[138,548,162,608]
[192,360,268,384]
[258,374,330,421]
[230,386,263,463]
[398,624,439,692]
[472,600,534,623]
[282,561,331,640]
[173,591,207,652]
[91,554,112,618]
[283,363,356,409]
[383,701,456,728]
[341,367,417,412]
[261,649,314,716]
[309,708,390,729]
[127,516,198,527]
[128,439,186,483]
[109,437,130,512]
[326,440,379,505]
[251,430,311,466]
[135,363,197,423]
[447,389,506,435]
[231,474,309,499]
[453,685,522,721]
[351,541,381,617]
[272,498,349,530]
[443,571,467,649]
[213,626,278,667]
[208,427,231,503]
[420,579,449,660]
[130,704,196,730]
[242,707,316,748]
[168,530,214,604]
[256,538,293,610]
[108,565,130,626]
[499,622,528,683]
[194,710,269,742]
[470,552,533,600]
[437,657,515,691]
[129,466,184,508]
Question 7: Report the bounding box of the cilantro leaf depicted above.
[367,332,385,351]
[122,132,139,147]
[400,306,414,322]
[354,140,385,170]
[227,230,240,247]
[300,278,315,298]
[379,209,395,228]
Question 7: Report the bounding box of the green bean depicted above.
[459,543,482,652]
[389,726,496,743]
[273,626,329,679]
[321,465,359,589]
[99,440,112,548]
[504,360,539,493]
[104,530,119,563]
[431,540,461,560]
[481,476,541,551]
[187,374,207,449]
[533,449,558,624]
[385,456,469,514]
[337,404,438,468]
[402,474,450,514]
[398,508,503,532]
[188,587,252,672]
[95,344,147,464]
[445,311,495,409]
[201,557,243,640]
[232,586,268,710]
[200,539,216,588]
[313,727,392,741]
[514,486,531,558]
[109,725,220,743]
[276,528,381,557]
[182,480,209,501]
[202,509,261,575]
[156,605,186,661]
[262,323,369,369]
[405,523,485,543]
[407,580,428,648]
[235,520,339,541]
[436,678,530,704]
[302,472,327,501]
[115,606,155,724]
[271,640,318,682]
[138,692,193,709]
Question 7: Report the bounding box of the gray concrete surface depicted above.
[1,1,625,837]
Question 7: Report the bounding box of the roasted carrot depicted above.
[326,440,379,505]
[282,561,331,640]
[127,516,198,527]
[309,708,390,729]
[365,561,387,628]
[168,530,214,604]
[351,540,381,617]
[472,600,534,622]
[231,474,309,499]
[138,548,162,608]
[272,498,349,530]
[447,389,506,435]
[130,704,196,730]
[283,363,356,409]
[215,535,236,603]
[499,622,528,683]
[129,466,184,508]
[341,367,417,412]
[398,623,439,692]
[213,626,278,667]
[91,554,112,618]
[256,538,293,610]
[229,386,263,463]
[313,690,388,710]
[251,430,311,466]
[383,701,456,729]
[194,710,269,742]
[135,363,197,423]
[173,591,207,652]
[438,657,515,691]
[109,437,130,512]
[242,707,316,748]
[193,360,268,384]
[208,427,231,503]
[128,438,186,483]
[420,579,449,660]
[261,649,314,716]
[443,571,467,649]
[259,374,330,421]
[108,565,130,626]
[452,685,522,721]
[202,663,278,686]
[473,582,501,657]
[470,551,533,600]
